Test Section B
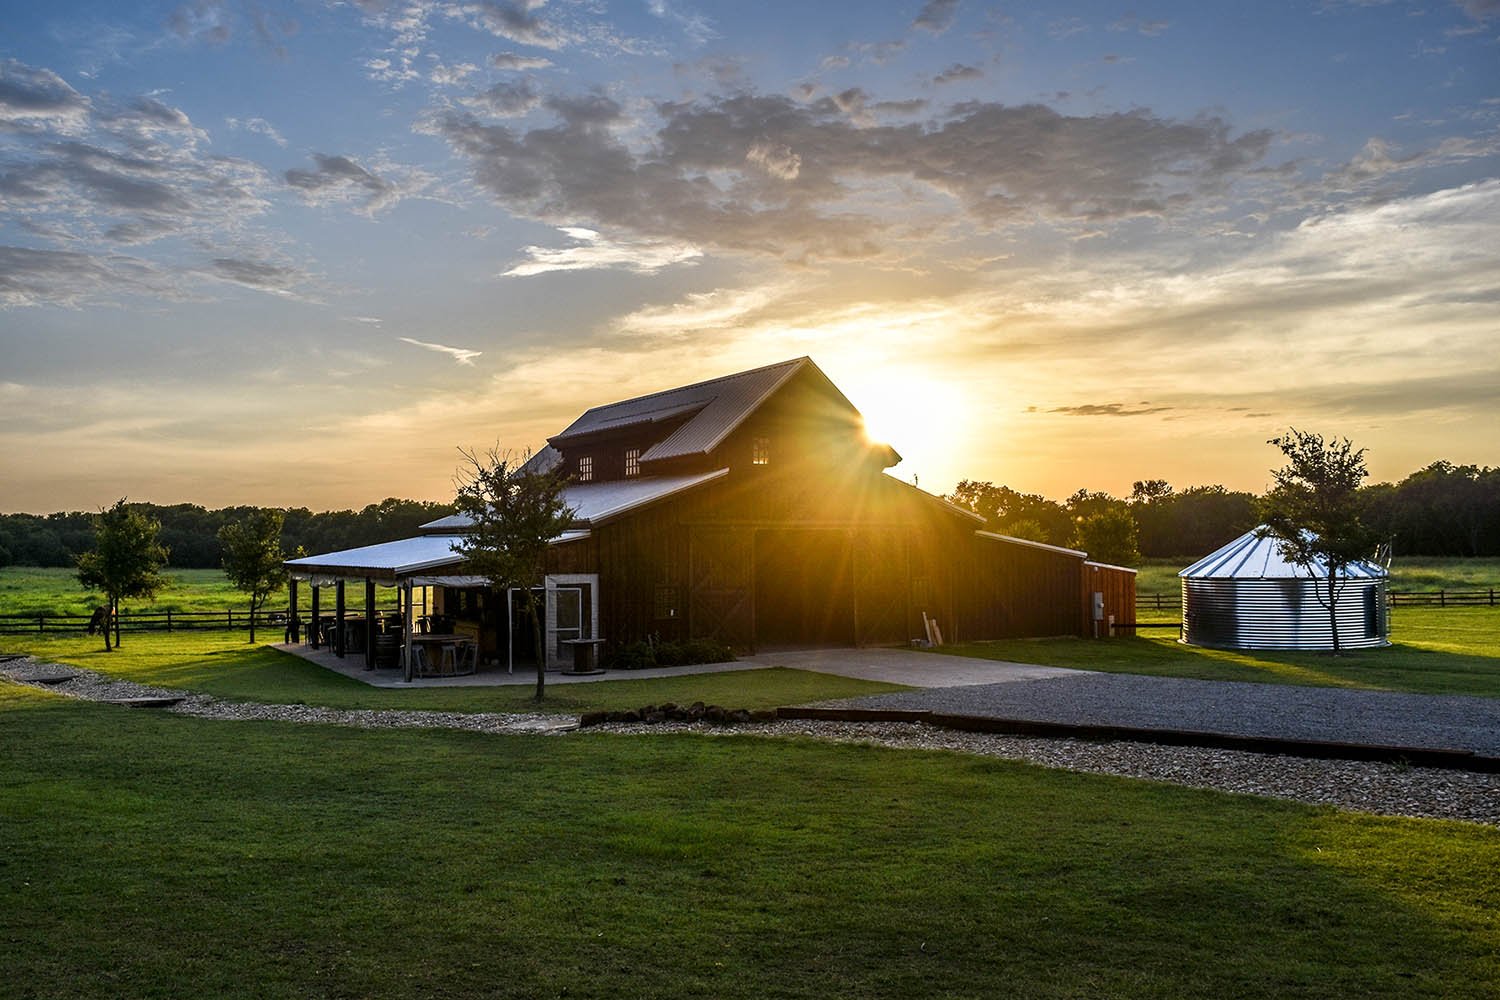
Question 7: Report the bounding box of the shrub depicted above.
[604,637,736,670]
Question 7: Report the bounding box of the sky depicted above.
[1,0,1497,513]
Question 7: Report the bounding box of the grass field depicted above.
[0,565,304,617]
[1135,556,1500,597]
[3,682,1496,999]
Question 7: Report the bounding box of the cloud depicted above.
[201,256,313,296]
[1110,15,1171,35]
[912,0,960,34]
[0,244,169,307]
[284,153,401,213]
[424,91,1273,261]
[745,139,801,180]
[463,79,541,116]
[489,51,552,70]
[1048,402,1174,417]
[933,63,983,85]
[0,97,270,247]
[0,59,92,134]
[399,336,483,365]
[429,61,479,86]
[451,0,574,50]
[1456,0,1499,23]
[646,0,718,45]
[225,115,288,146]
[168,0,231,45]
[501,226,702,276]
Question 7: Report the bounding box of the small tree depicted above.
[452,447,575,700]
[1071,508,1142,566]
[1258,429,1382,655]
[76,499,169,651]
[219,509,288,643]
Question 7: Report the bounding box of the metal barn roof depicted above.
[1179,527,1387,580]
[286,534,467,579]
[548,357,812,463]
[419,469,729,533]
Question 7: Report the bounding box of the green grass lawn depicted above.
[2,684,1496,999]
[0,630,907,714]
[944,607,1500,698]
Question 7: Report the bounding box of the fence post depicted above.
[1440,589,1445,608]
[228,609,233,629]
[167,609,173,632]
[38,614,44,634]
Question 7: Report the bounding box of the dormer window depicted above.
[625,448,640,477]
[752,436,771,466]
[577,455,594,482]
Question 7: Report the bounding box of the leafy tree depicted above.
[1071,508,1142,566]
[999,518,1049,543]
[1258,430,1382,654]
[219,509,289,643]
[76,499,169,651]
[947,481,1072,545]
[452,448,575,700]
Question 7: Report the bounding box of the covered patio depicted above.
[284,528,598,682]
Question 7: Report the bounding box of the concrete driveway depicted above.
[736,647,1082,687]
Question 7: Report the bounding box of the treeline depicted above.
[0,498,455,569]
[3,460,1496,570]
[950,460,1500,560]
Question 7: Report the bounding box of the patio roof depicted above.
[286,528,593,582]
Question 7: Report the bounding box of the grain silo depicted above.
[1179,527,1389,650]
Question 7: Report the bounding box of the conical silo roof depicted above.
[1179,527,1386,580]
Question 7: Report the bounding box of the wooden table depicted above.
[409,634,475,677]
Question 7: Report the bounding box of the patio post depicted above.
[310,584,321,650]
[334,580,346,658]
[364,577,376,670]
[402,579,414,683]
[288,578,300,643]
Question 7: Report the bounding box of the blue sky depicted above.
[1,0,1497,511]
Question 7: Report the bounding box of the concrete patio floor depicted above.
[271,641,1077,689]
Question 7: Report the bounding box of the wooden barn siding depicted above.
[1082,562,1137,636]
[957,536,1087,640]
[574,472,1099,652]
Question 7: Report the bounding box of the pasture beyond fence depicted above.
[1136,590,1500,612]
[0,605,398,636]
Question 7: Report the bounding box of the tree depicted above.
[1071,508,1142,566]
[452,448,575,700]
[76,499,169,651]
[1258,430,1382,655]
[219,509,288,644]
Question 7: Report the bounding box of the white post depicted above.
[506,587,514,675]
[403,579,414,683]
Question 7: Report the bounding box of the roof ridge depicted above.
[573,356,808,418]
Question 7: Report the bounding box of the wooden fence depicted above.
[1135,589,1500,612]
[0,605,399,636]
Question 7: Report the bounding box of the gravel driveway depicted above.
[828,672,1500,757]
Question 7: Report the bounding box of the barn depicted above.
[286,358,1135,674]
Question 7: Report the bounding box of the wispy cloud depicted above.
[224,114,287,146]
[399,336,483,365]
[502,226,702,276]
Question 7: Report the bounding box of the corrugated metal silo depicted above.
[1179,527,1389,650]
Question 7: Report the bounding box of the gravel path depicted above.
[831,672,1500,756]
[4,658,1497,827]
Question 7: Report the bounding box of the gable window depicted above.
[625,448,640,478]
[577,455,594,482]
[752,436,771,466]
